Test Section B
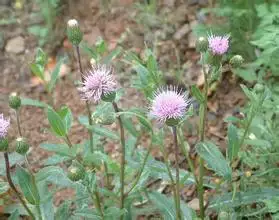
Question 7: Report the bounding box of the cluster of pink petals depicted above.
[0,114,10,139]
[79,65,117,103]
[208,34,229,55]
[150,87,190,122]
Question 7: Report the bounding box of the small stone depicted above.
[5,36,25,54]
[188,32,197,48]
[173,24,190,41]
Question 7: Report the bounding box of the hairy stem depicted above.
[75,45,94,152]
[172,127,181,220]
[112,101,125,218]
[4,153,35,219]
[197,53,208,220]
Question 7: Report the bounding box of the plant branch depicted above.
[75,45,94,153]
[172,126,181,220]
[4,152,35,219]
[112,101,126,218]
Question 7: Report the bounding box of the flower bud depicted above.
[166,118,180,127]
[254,83,264,93]
[245,171,252,178]
[196,37,208,53]
[67,19,83,46]
[9,92,21,110]
[230,55,244,68]
[0,138,8,152]
[67,161,85,182]
[101,92,116,102]
[99,112,116,125]
[214,178,221,185]
[15,137,30,155]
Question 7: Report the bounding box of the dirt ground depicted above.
[0,0,246,218]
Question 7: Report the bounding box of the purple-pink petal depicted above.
[150,88,190,122]
[0,114,10,138]
[208,35,229,55]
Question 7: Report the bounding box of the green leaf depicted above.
[87,125,119,140]
[116,111,153,132]
[57,106,73,134]
[103,47,122,64]
[74,208,102,219]
[196,141,232,180]
[227,124,239,161]
[30,63,44,80]
[16,166,40,205]
[21,98,48,108]
[0,153,24,176]
[47,107,66,136]
[149,191,194,220]
[209,188,279,210]
[122,117,139,137]
[191,85,204,103]
[40,143,76,157]
[104,207,127,219]
[8,209,20,220]
[55,201,71,220]
[0,181,9,195]
[36,166,73,187]
[48,58,65,92]
[38,182,54,220]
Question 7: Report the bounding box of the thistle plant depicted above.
[3,12,279,220]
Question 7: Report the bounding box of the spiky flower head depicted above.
[0,114,10,139]
[208,34,229,55]
[79,65,117,103]
[150,87,190,126]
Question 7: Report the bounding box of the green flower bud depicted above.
[254,83,264,93]
[166,118,180,127]
[0,138,8,152]
[196,37,208,53]
[101,92,116,102]
[15,137,30,155]
[230,55,244,68]
[67,161,85,182]
[67,19,83,46]
[9,92,21,110]
[99,112,116,125]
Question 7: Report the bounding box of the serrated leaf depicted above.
[196,141,232,180]
[209,188,279,210]
[48,58,65,92]
[47,107,66,136]
[16,166,40,205]
[228,124,239,161]
[36,166,73,187]
[191,85,204,103]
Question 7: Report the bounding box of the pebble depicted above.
[5,36,25,54]
[173,24,190,41]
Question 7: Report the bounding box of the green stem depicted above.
[15,109,43,220]
[126,143,153,195]
[4,153,35,219]
[87,185,104,220]
[172,126,181,220]
[197,53,208,220]
[75,45,94,153]
[112,101,125,219]
[159,142,178,215]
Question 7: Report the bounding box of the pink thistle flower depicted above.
[208,34,229,55]
[79,65,117,103]
[150,87,190,123]
[0,114,10,139]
